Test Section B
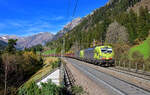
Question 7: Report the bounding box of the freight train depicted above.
[65,45,115,66]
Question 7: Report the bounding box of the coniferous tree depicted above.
[137,6,149,41]
[5,39,18,54]
[127,9,138,43]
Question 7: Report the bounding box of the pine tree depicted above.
[137,6,149,41]
[127,9,138,43]
[5,39,18,54]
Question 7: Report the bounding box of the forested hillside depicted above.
[46,0,150,54]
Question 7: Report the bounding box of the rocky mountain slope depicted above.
[0,32,54,49]
[52,17,81,40]
[0,40,7,50]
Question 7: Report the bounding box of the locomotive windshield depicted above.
[101,48,107,53]
[101,47,112,53]
[107,48,112,53]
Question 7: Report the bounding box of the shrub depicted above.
[113,43,130,60]
[40,80,61,95]
[18,80,63,95]
[18,81,40,95]
[51,61,60,69]
[71,85,84,95]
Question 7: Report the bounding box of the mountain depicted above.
[0,40,7,50]
[0,35,20,42]
[17,32,54,49]
[0,32,54,49]
[52,17,81,40]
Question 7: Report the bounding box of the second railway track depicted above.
[107,67,150,81]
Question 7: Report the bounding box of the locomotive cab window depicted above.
[101,48,112,53]
[101,48,107,53]
[107,48,112,53]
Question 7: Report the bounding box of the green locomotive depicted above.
[77,45,114,66]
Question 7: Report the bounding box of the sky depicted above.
[0,0,108,36]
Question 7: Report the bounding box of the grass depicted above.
[44,57,58,64]
[42,49,56,55]
[129,36,150,60]
[36,51,41,55]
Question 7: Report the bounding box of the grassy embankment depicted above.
[129,36,150,60]
[115,36,150,71]
[127,36,150,71]
[42,49,56,55]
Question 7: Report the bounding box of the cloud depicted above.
[0,15,69,36]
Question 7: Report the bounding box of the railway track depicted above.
[64,58,150,95]
[108,67,150,81]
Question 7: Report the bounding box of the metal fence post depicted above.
[119,61,120,68]
[143,63,145,72]
[115,60,116,68]
[124,62,125,69]
[136,63,138,72]
[129,61,131,71]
